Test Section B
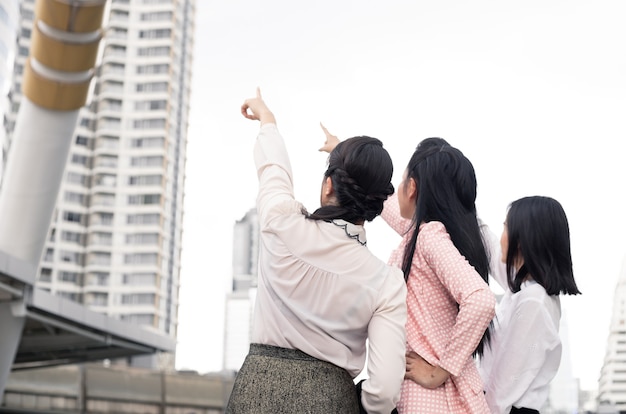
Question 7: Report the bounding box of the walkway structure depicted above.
[0,0,175,396]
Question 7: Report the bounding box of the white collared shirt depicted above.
[478,227,562,413]
[250,124,407,414]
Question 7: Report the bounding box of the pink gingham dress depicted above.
[382,194,496,414]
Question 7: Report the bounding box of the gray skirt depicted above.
[226,343,360,414]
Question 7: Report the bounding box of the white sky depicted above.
[175,0,626,391]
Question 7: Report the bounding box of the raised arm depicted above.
[241,87,276,126]
[242,89,297,225]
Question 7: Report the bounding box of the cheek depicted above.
[398,187,413,219]
[500,233,508,263]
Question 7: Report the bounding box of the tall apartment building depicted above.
[0,0,18,174]
[598,257,626,412]
[3,0,195,369]
[223,208,259,372]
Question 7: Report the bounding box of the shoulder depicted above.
[416,221,451,253]
[417,221,449,241]
[262,198,306,225]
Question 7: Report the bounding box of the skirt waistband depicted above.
[249,343,320,362]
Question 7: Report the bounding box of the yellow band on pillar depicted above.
[35,0,106,33]
[30,24,101,72]
[23,60,92,111]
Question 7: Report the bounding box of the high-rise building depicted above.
[598,256,626,411]
[3,0,195,369]
[223,208,259,372]
[0,0,18,175]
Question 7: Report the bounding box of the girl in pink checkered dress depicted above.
[381,138,496,414]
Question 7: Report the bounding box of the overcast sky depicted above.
[175,0,626,391]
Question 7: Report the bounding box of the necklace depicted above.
[331,220,366,246]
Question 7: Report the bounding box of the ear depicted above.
[324,176,334,197]
[407,177,417,201]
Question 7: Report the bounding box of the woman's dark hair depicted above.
[505,196,581,296]
[305,136,394,224]
[401,139,491,357]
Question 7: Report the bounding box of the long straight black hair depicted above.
[505,196,581,296]
[401,139,491,357]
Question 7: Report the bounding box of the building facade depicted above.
[223,209,259,372]
[0,0,18,175]
[4,0,195,369]
[598,257,626,412]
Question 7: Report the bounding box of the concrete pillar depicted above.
[0,301,26,397]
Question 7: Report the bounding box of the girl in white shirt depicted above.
[226,89,407,414]
[479,196,581,414]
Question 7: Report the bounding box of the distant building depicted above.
[0,0,18,176]
[3,0,196,370]
[223,209,259,372]
[598,257,626,411]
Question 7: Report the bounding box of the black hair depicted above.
[505,196,581,296]
[305,136,394,224]
[401,139,491,357]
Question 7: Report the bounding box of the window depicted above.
[92,213,114,226]
[91,232,113,245]
[123,273,157,286]
[137,46,170,56]
[95,155,118,168]
[136,82,168,93]
[127,213,160,225]
[66,172,89,186]
[89,252,111,266]
[133,118,166,129]
[128,175,162,186]
[87,292,108,306]
[94,174,117,187]
[129,137,164,148]
[58,292,81,303]
[61,231,84,245]
[124,253,158,265]
[121,293,155,305]
[71,154,91,167]
[59,271,83,284]
[87,272,110,286]
[60,250,84,265]
[140,11,172,21]
[128,194,160,205]
[92,193,115,206]
[110,10,129,21]
[135,100,167,111]
[130,155,163,167]
[136,64,169,74]
[63,211,83,224]
[64,191,87,205]
[126,233,159,245]
[75,135,89,146]
[39,268,52,283]
[139,29,171,39]
[121,314,155,325]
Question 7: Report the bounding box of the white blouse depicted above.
[250,123,407,414]
[479,227,562,413]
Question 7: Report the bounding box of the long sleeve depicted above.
[381,193,412,236]
[419,222,496,377]
[478,219,508,291]
[483,297,562,413]
[253,123,297,226]
[361,267,407,414]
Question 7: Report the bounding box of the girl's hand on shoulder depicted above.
[241,87,276,125]
[405,351,450,389]
[318,122,340,153]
